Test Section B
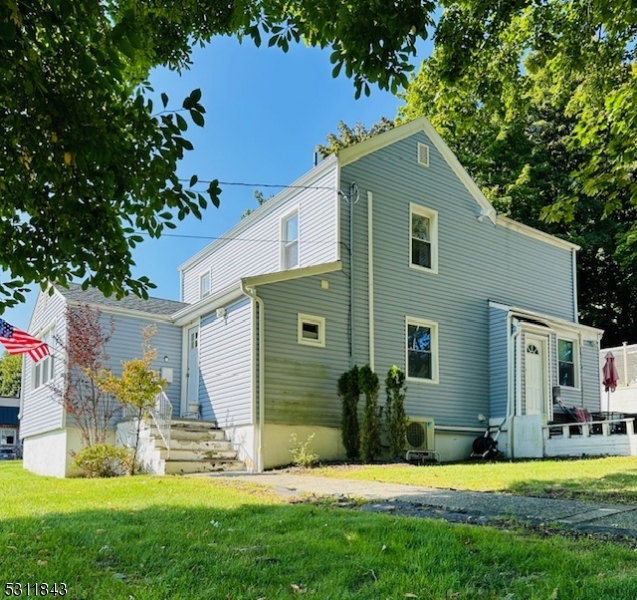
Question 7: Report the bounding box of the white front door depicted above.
[186,326,200,405]
[525,335,547,416]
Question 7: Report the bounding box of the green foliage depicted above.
[241,189,274,220]
[0,0,435,308]
[50,305,119,447]
[289,432,319,468]
[97,325,165,474]
[400,1,637,344]
[72,443,134,478]
[385,365,408,459]
[0,352,21,397]
[359,364,381,463]
[337,365,360,460]
[316,117,395,159]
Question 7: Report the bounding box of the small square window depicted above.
[200,271,211,299]
[298,314,325,347]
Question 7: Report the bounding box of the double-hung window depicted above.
[406,317,439,383]
[558,338,578,388]
[33,327,55,389]
[410,204,438,273]
[281,210,299,269]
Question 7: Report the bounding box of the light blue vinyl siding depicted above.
[489,307,509,419]
[101,314,183,413]
[558,337,601,413]
[198,297,253,427]
[341,131,577,428]
[257,271,349,428]
[20,290,67,438]
[180,161,339,304]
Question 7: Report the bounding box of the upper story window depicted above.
[33,327,55,390]
[406,317,439,383]
[558,338,579,388]
[200,271,211,299]
[281,210,299,269]
[410,203,438,274]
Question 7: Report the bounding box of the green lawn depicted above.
[3,462,637,599]
[313,456,637,504]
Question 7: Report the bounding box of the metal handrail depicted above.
[149,391,172,457]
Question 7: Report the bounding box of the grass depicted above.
[313,456,637,504]
[3,462,637,599]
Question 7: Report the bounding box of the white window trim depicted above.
[199,269,211,299]
[298,313,325,348]
[405,316,439,384]
[32,324,55,390]
[280,207,300,270]
[409,203,438,274]
[557,335,580,390]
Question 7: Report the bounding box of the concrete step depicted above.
[165,459,246,475]
[167,439,233,452]
[161,448,238,461]
[171,418,218,430]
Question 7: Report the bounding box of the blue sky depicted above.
[8,35,433,331]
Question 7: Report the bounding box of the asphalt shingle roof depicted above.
[55,283,189,317]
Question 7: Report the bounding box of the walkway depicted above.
[212,472,637,538]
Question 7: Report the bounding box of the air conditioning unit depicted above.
[405,417,438,462]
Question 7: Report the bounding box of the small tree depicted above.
[337,365,360,460]
[385,365,408,459]
[359,365,381,463]
[50,305,119,447]
[97,325,166,475]
[0,352,22,397]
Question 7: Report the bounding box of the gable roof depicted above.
[54,283,189,318]
[337,116,579,252]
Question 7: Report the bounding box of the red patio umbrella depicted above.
[603,352,620,413]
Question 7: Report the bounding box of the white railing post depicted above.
[149,391,172,458]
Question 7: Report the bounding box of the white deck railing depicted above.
[543,417,637,457]
[149,391,172,458]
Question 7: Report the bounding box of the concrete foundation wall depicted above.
[23,428,92,477]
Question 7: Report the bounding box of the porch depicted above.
[543,414,637,457]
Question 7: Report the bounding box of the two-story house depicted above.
[21,117,607,477]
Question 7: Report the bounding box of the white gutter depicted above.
[368,191,375,371]
[171,282,243,326]
[436,426,486,433]
[349,186,355,366]
[240,281,264,473]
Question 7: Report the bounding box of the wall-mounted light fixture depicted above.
[216,307,227,318]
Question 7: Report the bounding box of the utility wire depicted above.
[134,231,336,245]
[177,178,337,193]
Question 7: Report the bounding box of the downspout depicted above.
[241,281,265,472]
[348,182,359,367]
[571,248,579,323]
[368,191,374,371]
[506,315,522,458]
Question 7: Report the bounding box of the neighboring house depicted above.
[0,396,20,446]
[23,116,609,477]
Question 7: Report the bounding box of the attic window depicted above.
[417,143,430,167]
[298,314,325,348]
[200,271,211,299]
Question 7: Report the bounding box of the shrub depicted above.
[73,443,134,478]
[337,365,360,460]
[289,433,319,468]
[359,364,382,463]
[385,365,408,459]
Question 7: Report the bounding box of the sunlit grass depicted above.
[3,462,637,599]
[313,456,637,503]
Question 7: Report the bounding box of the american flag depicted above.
[0,318,50,362]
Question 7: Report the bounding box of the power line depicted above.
[134,231,336,245]
[177,178,337,193]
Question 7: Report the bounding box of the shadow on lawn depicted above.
[506,469,637,504]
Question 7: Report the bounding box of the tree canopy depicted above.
[0,0,436,308]
[0,352,21,397]
[397,0,637,345]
